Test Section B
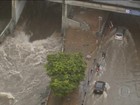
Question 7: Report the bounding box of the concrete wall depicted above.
[14,0,26,23]
[0,0,26,40]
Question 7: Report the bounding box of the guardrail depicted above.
[0,19,15,41]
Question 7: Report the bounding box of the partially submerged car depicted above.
[93,81,106,94]
[114,26,126,40]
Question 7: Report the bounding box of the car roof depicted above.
[96,81,105,83]
[116,26,125,34]
[95,81,105,88]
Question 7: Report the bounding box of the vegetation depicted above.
[45,52,86,96]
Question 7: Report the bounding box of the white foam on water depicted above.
[0,30,62,105]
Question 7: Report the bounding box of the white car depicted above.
[115,27,126,40]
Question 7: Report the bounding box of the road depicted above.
[85,13,140,105]
[111,13,140,60]
[0,1,140,105]
[85,29,140,105]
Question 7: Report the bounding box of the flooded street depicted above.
[110,13,140,60]
[85,28,140,105]
[0,1,140,105]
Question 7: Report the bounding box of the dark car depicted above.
[93,81,106,94]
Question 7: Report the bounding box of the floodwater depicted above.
[0,1,62,105]
[0,29,62,105]
[85,28,140,105]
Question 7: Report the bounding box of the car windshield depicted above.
[96,82,103,88]
[116,33,123,36]
[115,27,125,36]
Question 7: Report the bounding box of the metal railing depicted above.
[0,18,15,38]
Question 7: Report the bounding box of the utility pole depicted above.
[62,0,68,36]
[96,16,103,37]
[61,0,65,36]
[98,16,103,32]
[61,0,67,52]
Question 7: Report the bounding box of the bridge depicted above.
[48,0,140,16]
[0,0,140,40]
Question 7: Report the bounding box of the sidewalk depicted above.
[63,7,108,105]
[47,7,108,105]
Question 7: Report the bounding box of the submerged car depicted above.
[93,81,106,94]
[114,26,126,40]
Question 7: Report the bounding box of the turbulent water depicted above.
[0,30,62,105]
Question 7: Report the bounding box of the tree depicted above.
[45,52,86,96]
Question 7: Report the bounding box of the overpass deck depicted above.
[48,0,140,16]
[87,0,140,9]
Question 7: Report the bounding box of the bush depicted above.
[45,52,86,96]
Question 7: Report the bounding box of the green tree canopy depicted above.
[45,52,86,96]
